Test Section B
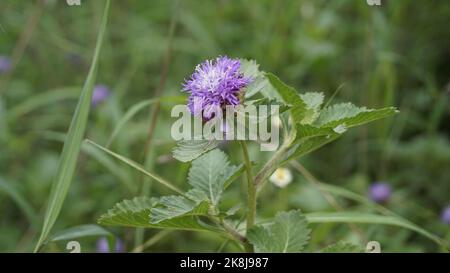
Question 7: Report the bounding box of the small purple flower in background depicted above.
[0,55,12,73]
[92,84,110,106]
[369,182,391,203]
[441,205,450,225]
[182,56,252,119]
[96,237,125,253]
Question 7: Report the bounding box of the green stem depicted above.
[254,143,289,192]
[240,141,255,252]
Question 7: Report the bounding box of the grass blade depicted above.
[85,139,183,194]
[0,177,36,226]
[305,212,448,249]
[47,224,111,243]
[38,131,135,193]
[106,96,185,147]
[34,0,111,252]
[7,87,80,119]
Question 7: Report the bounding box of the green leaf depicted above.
[172,140,219,163]
[266,73,325,125]
[284,133,341,162]
[98,197,216,232]
[223,163,245,189]
[292,123,346,159]
[240,59,275,99]
[225,204,241,217]
[247,210,311,253]
[299,92,324,124]
[295,124,340,140]
[188,149,241,206]
[150,189,210,223]
[314,102,398,128]
[240,59,262,79]
[243,98,290,115]
[266,73,307,124]
[320,241,363,253]
[47,224,111,243]
[34,0,111,253]
[305,212,448,248]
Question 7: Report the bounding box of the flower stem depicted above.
[254,130,296,192]
[240,140,255,252]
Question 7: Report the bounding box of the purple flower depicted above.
[441,205,450,225]
[369,182,391,203]
[182,56,251,119]
[92,84,110,106]
[0,55,12,73]
[96,237,125,253]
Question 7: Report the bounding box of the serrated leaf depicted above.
[266,73,325,125]
[240,59,262,79]
[320,241,363,253]
[301,92,324,110]
[150,189,210,224]
[266,73,307,124]
[223,163,245,189]
[172,140,219,163]
[295,124,337,140]
[299,92,324,124]
[247,210,311,253]
[314,103,398,128]
[225,204,241,217]
[188,149,241,206]
[240,59,278,99]
[98,197,214,232]
[244,98,290,114]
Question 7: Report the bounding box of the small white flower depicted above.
[269,167,293,188]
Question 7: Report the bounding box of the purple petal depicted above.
[182,56,252,117]
[92,84,110,106]
[369,182,391,203]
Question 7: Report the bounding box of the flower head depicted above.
[441,205,450,225]
[369,182,391,203]
[270,167,293,188]
[182,56,251,119]
[92,84,110,106]
[96,237,125,253]
[0,55,12,73]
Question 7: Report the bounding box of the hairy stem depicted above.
[254,140,291,193]
[240,141,255,252]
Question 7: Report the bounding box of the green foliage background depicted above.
[0,0,449,252]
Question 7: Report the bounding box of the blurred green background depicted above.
[0,0,449,252]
